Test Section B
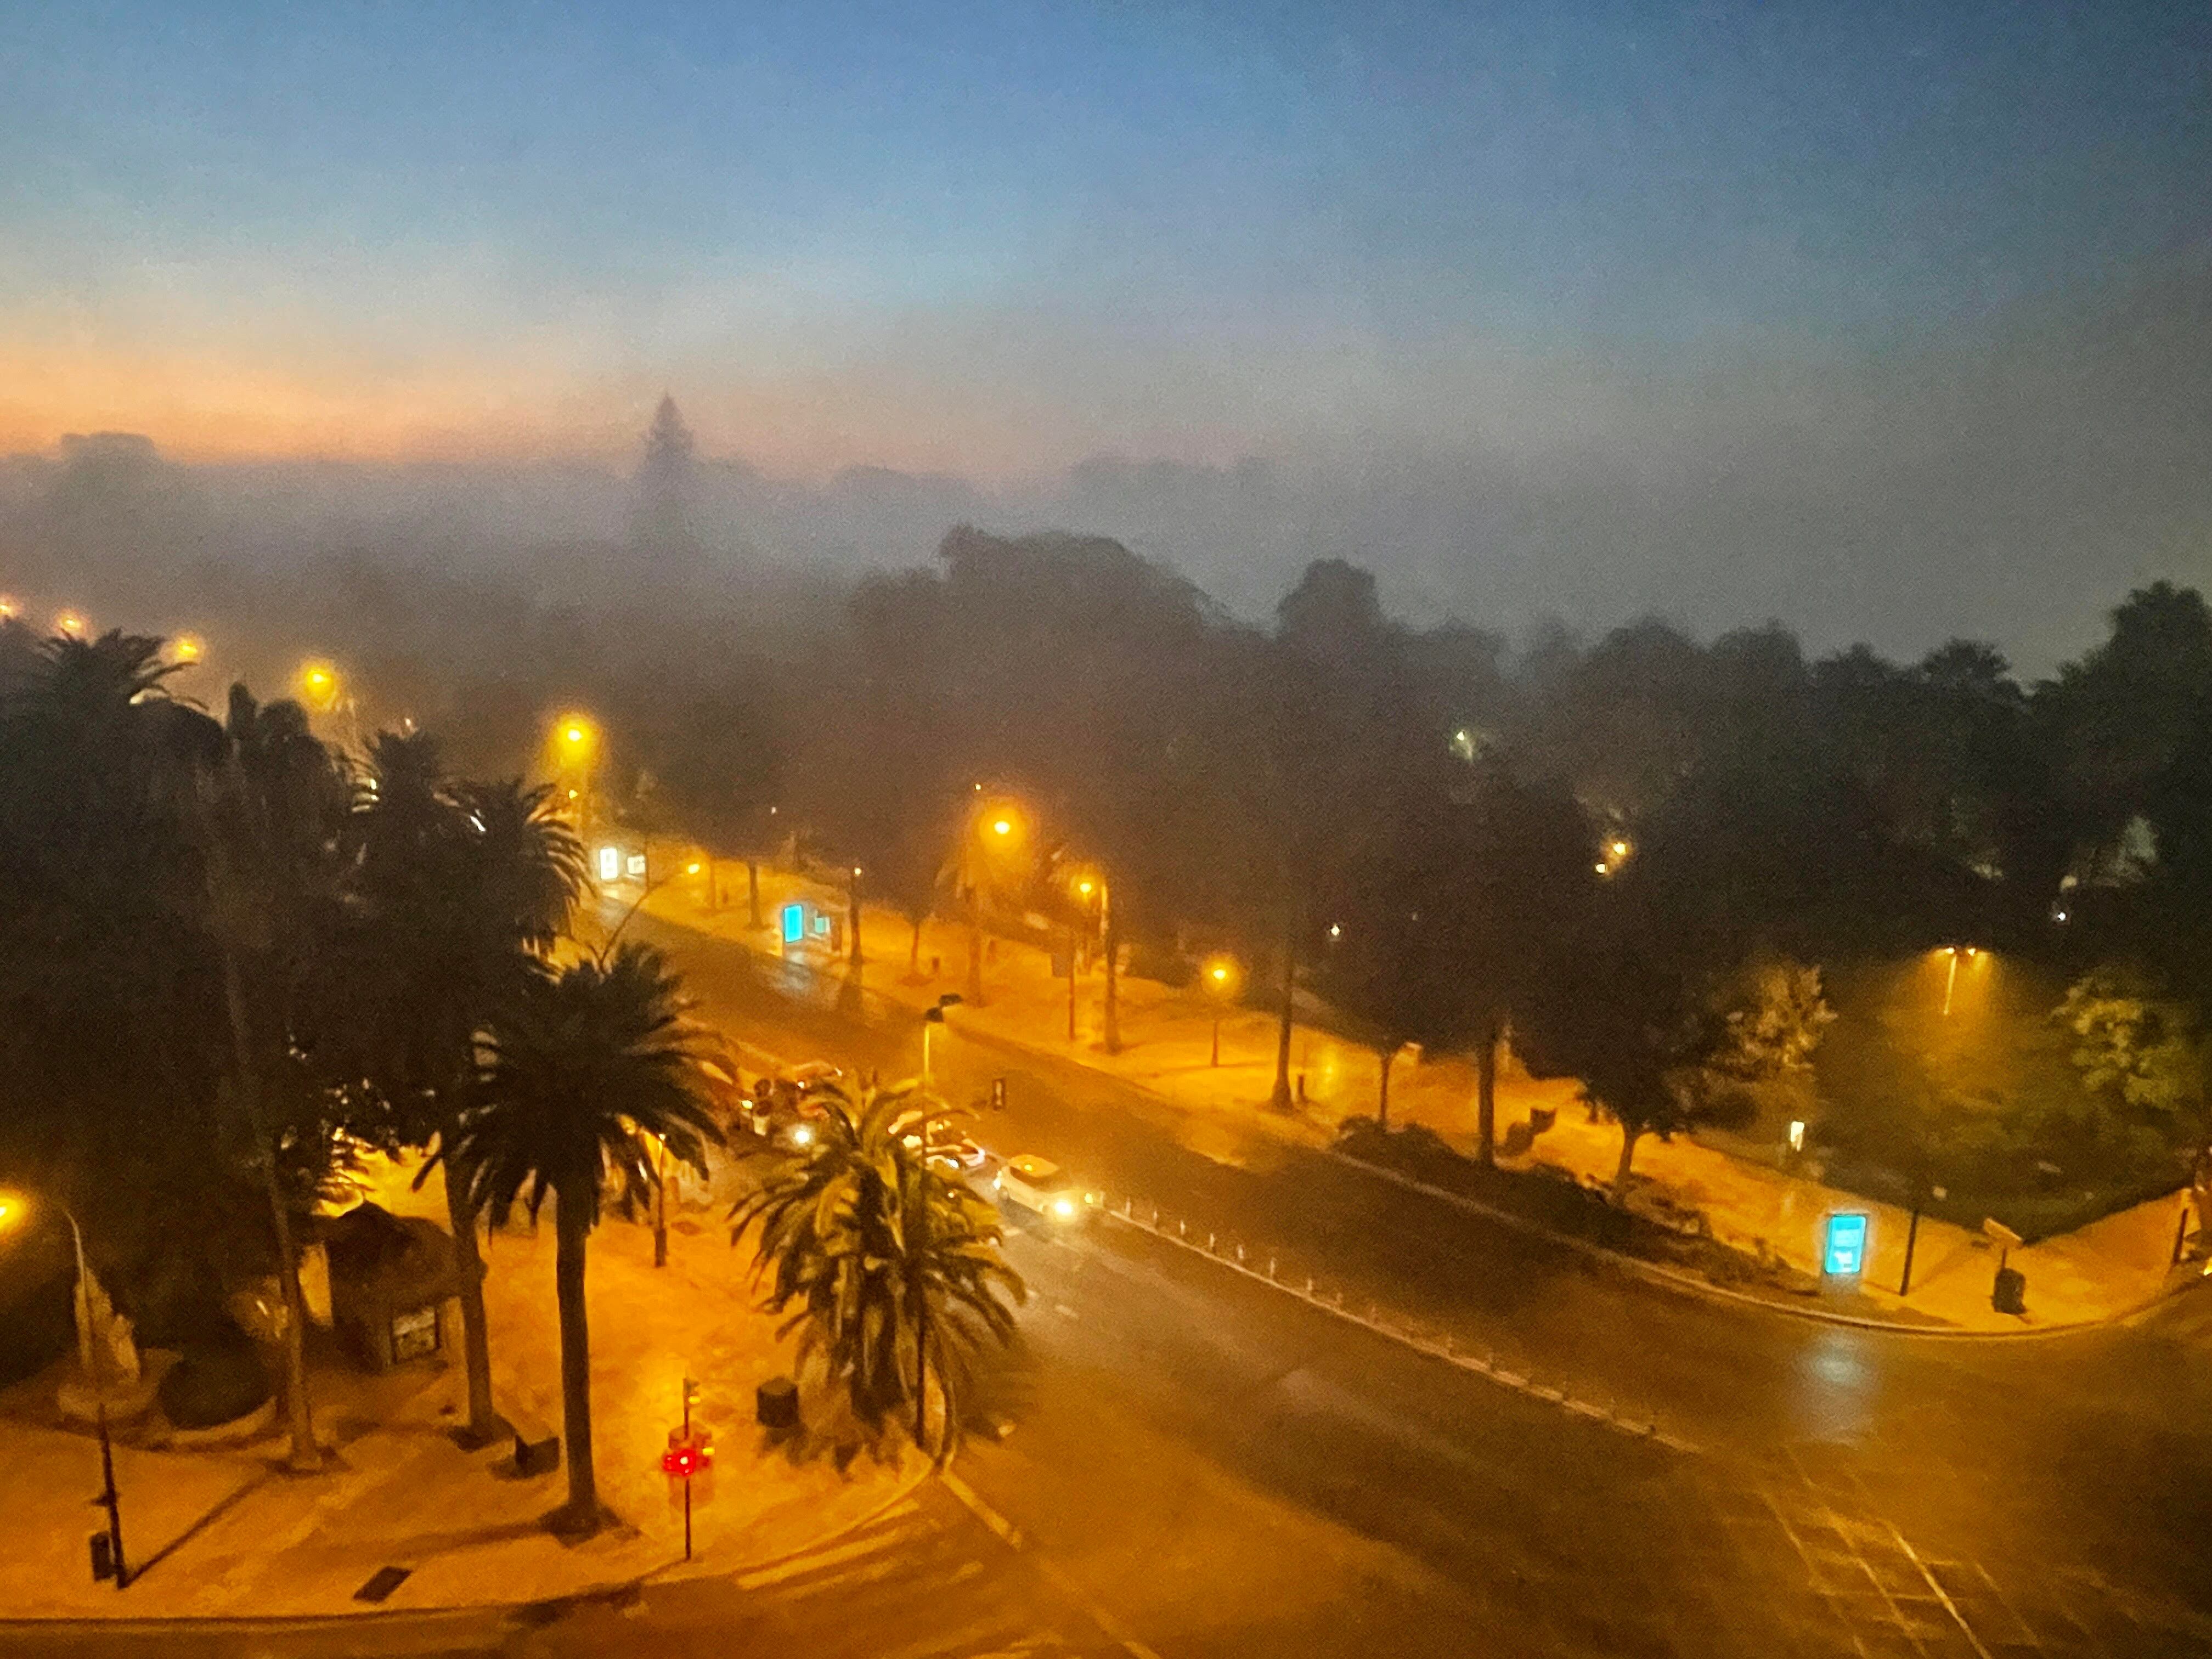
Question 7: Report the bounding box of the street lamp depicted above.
[0,596,18,622]
[57,610,87,638]
[551,713,599,830]
[1064,866,1121,1051]
[848,865,865,967]
[0,1191,128,1587]
[1201,953,1242,1067]
[958,799,1024,1007]
[914,995,963,1450]
[170,634,204,665]
[1939,945,1979,1018]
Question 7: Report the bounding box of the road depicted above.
[14,911,2211,1657]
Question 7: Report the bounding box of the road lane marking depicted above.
[941,1471,1165,1659]
[1886,1523,1996,1659]
[1101,1201,1699,1454]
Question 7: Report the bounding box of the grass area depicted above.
[1332,1118,1822,1298]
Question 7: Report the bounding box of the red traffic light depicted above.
[661,1442,712,1479]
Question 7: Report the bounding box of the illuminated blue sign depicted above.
[1823,1211,1869,1278]
[781,902,805,944]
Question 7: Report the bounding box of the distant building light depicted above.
[1787,1120,1806,1153]
[626,853,648,878]
[596,847,620,882]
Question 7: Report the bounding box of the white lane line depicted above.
[941,1471,1165,1659]
[1886,1523,1996,1659]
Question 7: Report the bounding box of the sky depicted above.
[2,0,2208,658]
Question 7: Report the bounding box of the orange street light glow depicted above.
[686,861,702,875]
[57,610,86,637]
[992,819,1012,836]
[0,597,18,621]
[172,634,204,663]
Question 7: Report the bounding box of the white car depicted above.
[992,1154,1100,1226]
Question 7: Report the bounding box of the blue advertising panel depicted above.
[1823,1211,1869,1278]
[781,902,806,945]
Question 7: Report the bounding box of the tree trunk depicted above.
[554,1198,598,1529]
[1376,1045,1394,1130]
[1269,910,1297,1110]
[1473,1027,1500,1166]
[747,857,761,929]
[1611,1125,1643,1206]
[1101,891,1121,1054]
[848,878,863,967]
[440,1130,500,1445]
[218,949,321,1473]
[908,915,923,976]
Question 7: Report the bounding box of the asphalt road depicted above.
[638,912,2212,1656]
[14,912,2211,1657]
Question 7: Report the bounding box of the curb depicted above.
[0,1445,935,1634]
[1322,1148,2188,1342]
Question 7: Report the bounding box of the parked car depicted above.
[992,1154,1099,1225]
[904,1133,990,1177]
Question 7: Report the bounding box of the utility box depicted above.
[757,1375,800,1431]
[1992,1266,2028,1316]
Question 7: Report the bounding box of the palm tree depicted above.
[199,685,354,1472]
[441,944,721,1532]
[345,732,585,1444]
[732,1080,1024,1454]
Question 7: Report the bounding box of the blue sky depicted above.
[4,0,2203,470]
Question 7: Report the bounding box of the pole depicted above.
[681,1381,693,1562]
[2173,1199,2193,1267]
[849,868,864,967]
[1899,1205,1921,1296]
[1942,950,1959,1018]
[913,1092,930,1452]
[1211,1014,1221,1067]
[69,1214,126,1588]
[1067,926,1077,1041]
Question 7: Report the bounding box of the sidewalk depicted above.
[0,1154,919,1621]
[632,848,2194,1337]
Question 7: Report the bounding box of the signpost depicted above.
[660,1378,712,1562]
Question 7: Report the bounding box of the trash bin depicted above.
[757,1374,800,1431]
[1992,1266,2027,1316]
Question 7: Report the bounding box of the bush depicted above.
[157,1333,271,1429]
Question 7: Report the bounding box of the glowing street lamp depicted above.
[170,634,204,665]
[57,610,87,639]
[0,596,19,622]
[0,1189,129,1587]
[297,660,339,707]
[958,799,1025,1006]
[1939,945,1980,1017]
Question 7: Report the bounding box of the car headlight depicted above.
[1053,1198,1075,1218]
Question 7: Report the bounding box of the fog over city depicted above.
[7,6,2212,1655]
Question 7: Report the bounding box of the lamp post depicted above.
[960,803,1019,1008]
[0,1193,127,1587]
[916,995,961,1452]
[1202,955,1242,1067]
[848,865,864,968]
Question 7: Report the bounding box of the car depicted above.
[929,1137,990,1177]
[741,1063,849,1139]
[992,1154,1100,1225]
[898,1132,989,1177]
